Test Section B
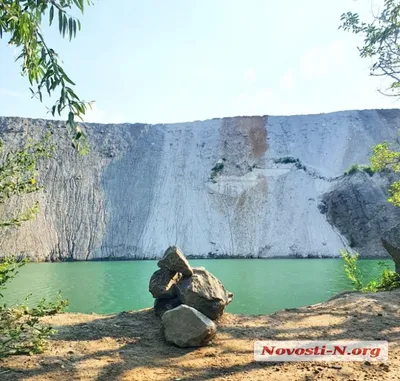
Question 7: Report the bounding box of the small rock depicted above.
[40,359,64,367]
[158,246,193,276]
[176,267,233,320]
[379,363,390,372]
[149,268,181,298]
[162,304,216,347]
[154,296,181,317]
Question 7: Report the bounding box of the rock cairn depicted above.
[149,246,233,347]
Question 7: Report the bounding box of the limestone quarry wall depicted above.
[1,109,400,260]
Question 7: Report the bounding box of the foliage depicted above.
[0,257,69,357]
[0,0,88,358]
[340,249,400,292]
[0,0,93,154]
[340,0,400,96]
[340,2,400,205]
[340,250,363,291]
[0,264,68,357]
[0,129,55,227]
[0,131,69,357]
[369,141,400,206]
[274,156,297,164]
[29,291,68,317]
[344,164,374,176]
[371,141,400,172]
[210,162,224,182]
[274,156,306,170]
[0,257,28,296]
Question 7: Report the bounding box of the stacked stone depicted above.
[149,246,233,348]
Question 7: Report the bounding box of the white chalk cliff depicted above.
[1,109,400,260]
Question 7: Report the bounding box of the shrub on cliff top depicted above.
[343,164,374,177]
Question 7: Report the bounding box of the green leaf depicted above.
[63,14,68,37]
[67,112,74,127]
[58,10,63,34]
[69,18,73,41]
[49,6,54,26]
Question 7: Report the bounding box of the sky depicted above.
[0,0,398,124]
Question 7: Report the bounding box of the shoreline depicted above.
[21,255,392,263]
[2,289,399,380]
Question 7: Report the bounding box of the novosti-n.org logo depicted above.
[254,341,388,362]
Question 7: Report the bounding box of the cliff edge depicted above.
[1,109,400,260]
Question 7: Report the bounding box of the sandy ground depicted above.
[1,290,400,380]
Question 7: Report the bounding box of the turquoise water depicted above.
[2,259,394,315]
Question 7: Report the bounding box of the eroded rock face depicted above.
[320,171,400,257]
[162,305,216,347]
[382,224,400,274]
[157,246,193,276]
[149,268,182,299]
[154,296,181,317]
[176,267,233,320]
[2,111,400,260]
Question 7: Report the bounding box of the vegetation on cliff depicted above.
[0,0,93,357]
[341,0,400,207]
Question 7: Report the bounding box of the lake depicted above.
[2,259,394,315]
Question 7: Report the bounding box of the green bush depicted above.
[210,162,224,182]
[274,156,297,164]
[344,164,374,176]
[0,132,68,358]
[0,257,68,357]
[340,250,363,290]
[362,166,374,176]
[344,164,360,175]
[340,249,400,292]
[274,157,306,171]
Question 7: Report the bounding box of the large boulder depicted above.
[157,246,193,276]
[162,305,216,347]
[154,296,182,317]
[149,268,181,298]
[381,223,400,274]
[176,267,233,320]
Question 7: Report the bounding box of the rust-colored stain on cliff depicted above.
[220,116,268,161]
[241,116,268,159]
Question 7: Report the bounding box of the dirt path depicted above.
[1,290,400,380]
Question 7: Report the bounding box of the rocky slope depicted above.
[1,109,400,260]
